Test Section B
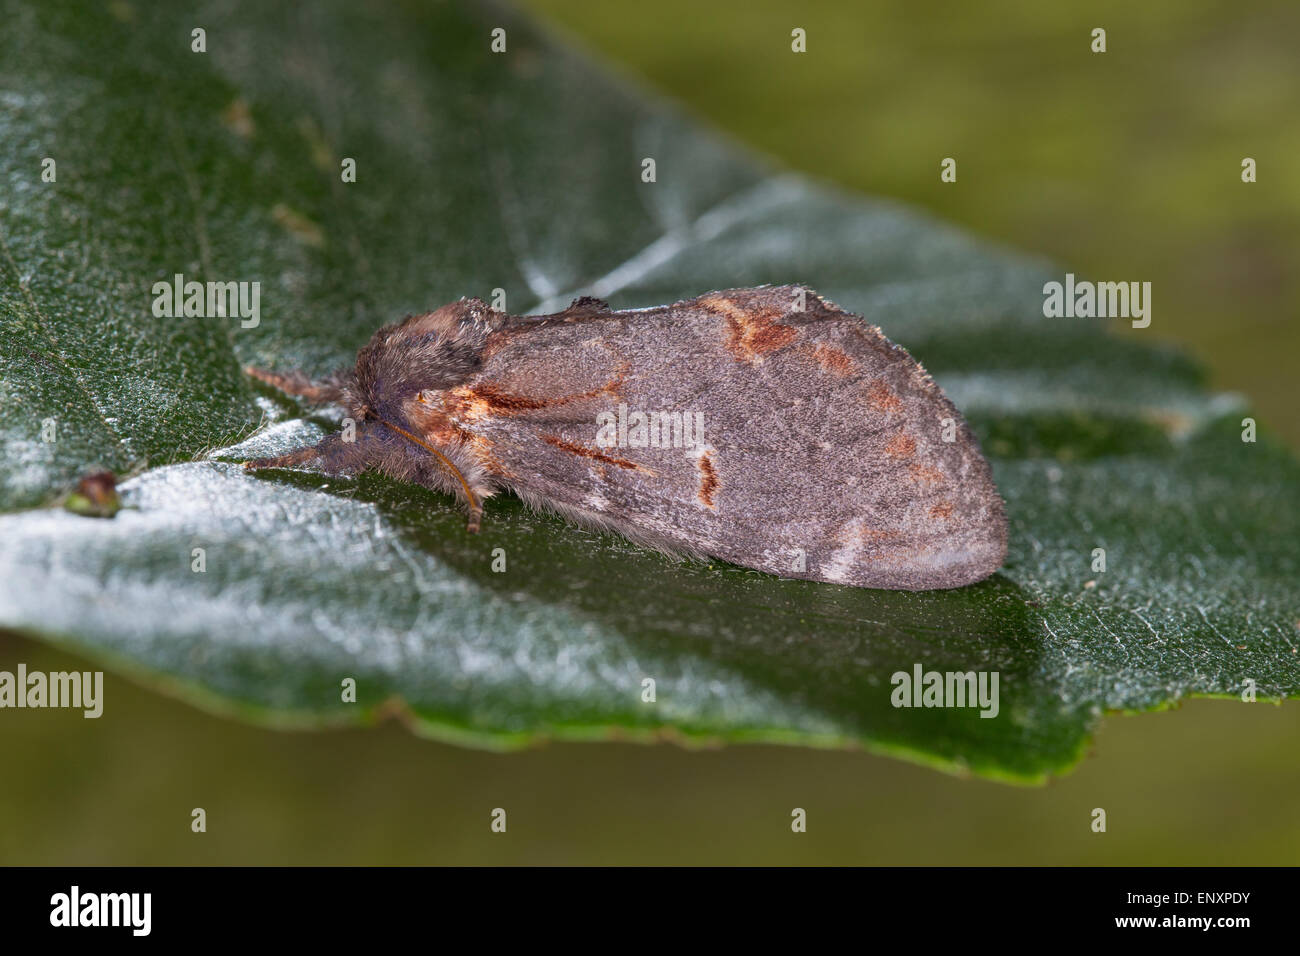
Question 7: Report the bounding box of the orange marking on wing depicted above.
[468,434,509,478]
[908,463,944,485]
[407,399,509,477]
[700,295,798,364]
[929,501,954,520]
[463,382,551,412]
[450,363,629,421]
[884,431,916,458]
[540,434,651,473]
[811,343,856,377]
[407,400,473,443]
[866,380,903,413]
[833,522,899,546]
[697,451,719,508]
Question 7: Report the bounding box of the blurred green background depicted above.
[1,0,1297,864]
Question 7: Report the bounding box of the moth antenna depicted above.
[374,416,483,532]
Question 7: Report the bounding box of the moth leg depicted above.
[392,436,487,534]
[384,460,485,533]
[243,444,325,470]
[243,429,371,473]
[463,496,483,534]
[244,421,488,533]
[245,365,345,404]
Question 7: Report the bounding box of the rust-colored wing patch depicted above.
[697,450,720,508]
[810,343,857,377]
[884,431,916,458]
[539,434,650,473]
[450,364,628,421]
[929,501,954,520]
[908,462,944,485]
[866,379,903,414]
[699,294,799,364]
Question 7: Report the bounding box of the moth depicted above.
[244,285,1006,590]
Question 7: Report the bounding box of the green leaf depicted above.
[1,0,1296,782]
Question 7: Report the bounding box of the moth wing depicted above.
[446,287,1005,590]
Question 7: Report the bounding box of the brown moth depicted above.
[244,285,1006,590]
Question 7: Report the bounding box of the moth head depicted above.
[352,298,496,418]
